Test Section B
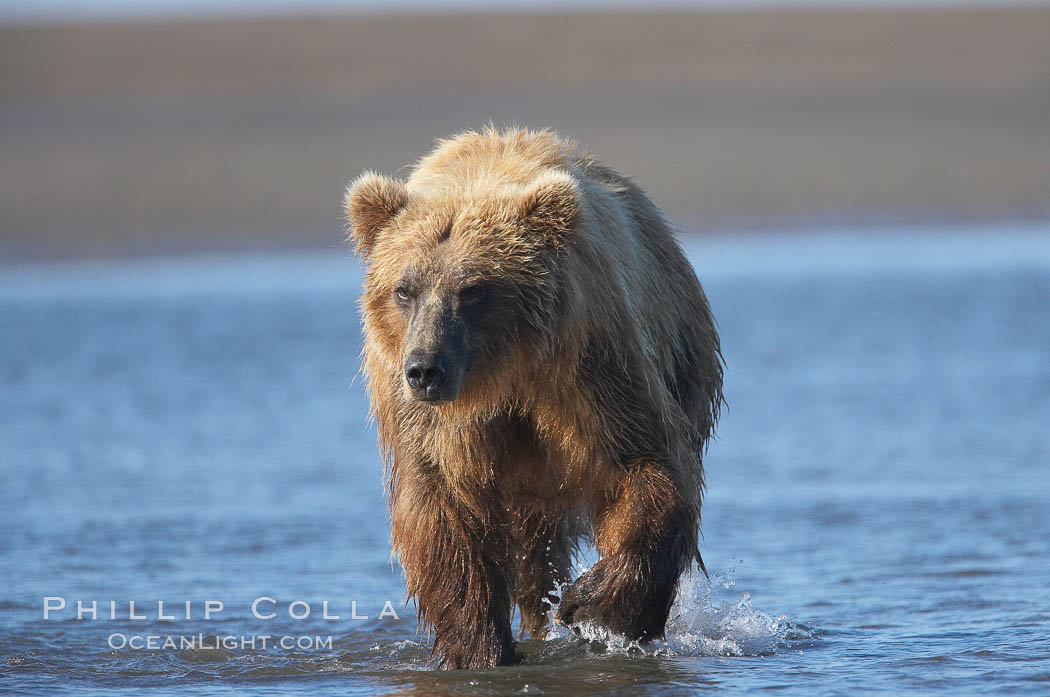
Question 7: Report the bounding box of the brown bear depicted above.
[344,127,723,670]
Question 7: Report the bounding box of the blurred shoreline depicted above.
[2,6,1049,262]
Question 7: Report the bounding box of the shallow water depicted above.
[2,222,1049,695]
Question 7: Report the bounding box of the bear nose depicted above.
[405,351,448,391]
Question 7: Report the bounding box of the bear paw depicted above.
[435,623,516,670]
[554,558,673,643]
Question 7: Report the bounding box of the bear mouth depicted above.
[406,383,460,404]
[418,390,454,403]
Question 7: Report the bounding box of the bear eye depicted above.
[394,286,414,303]
[459,284,486,304]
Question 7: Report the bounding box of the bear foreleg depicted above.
[390,469,515,669]
[554,462,694,642]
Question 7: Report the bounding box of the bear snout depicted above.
[404,350,453,402]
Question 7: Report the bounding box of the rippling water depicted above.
[2,223,1049,695]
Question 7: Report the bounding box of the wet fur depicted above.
[345,127,723,669]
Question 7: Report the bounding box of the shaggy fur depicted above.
[345,127,723,669]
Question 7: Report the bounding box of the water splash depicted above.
[660,565,818,657]
[543,563,817,658]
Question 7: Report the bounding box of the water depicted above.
[2,222,1049,695]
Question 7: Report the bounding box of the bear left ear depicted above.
[520,171,580,247]
[344,171,409,257]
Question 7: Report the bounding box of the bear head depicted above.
[345,169,580,405]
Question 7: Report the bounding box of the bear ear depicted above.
[519,171,580,247]
[344,171,409,257]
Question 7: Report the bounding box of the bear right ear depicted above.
[344,171,409,257]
